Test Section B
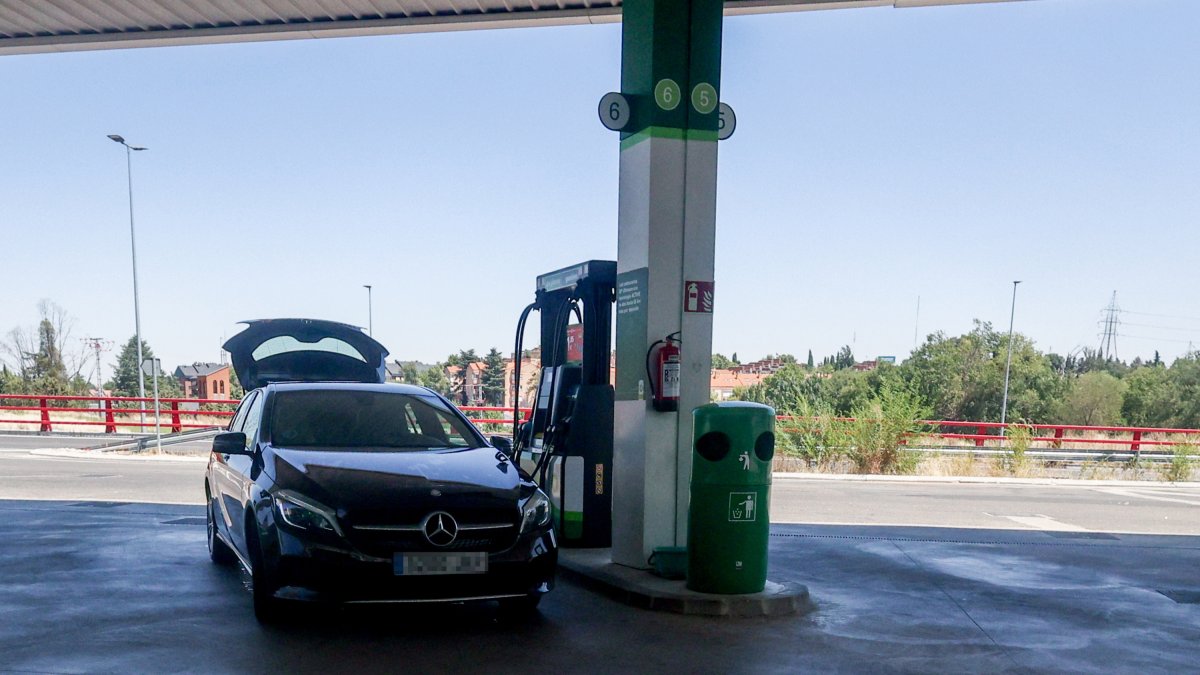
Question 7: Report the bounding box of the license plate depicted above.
[394,552,488,576]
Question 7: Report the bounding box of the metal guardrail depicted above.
[87,427,224,453]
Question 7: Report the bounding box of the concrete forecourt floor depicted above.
[0,443,1198,672]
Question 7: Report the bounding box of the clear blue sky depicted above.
[2,0,1198,376]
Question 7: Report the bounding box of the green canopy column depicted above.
[611,0,724,568]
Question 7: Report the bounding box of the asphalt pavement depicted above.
[0,499,1197,673]
[1,437,1198,673]
[1,440,1196,534]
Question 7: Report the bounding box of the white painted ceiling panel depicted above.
[0,0,1024,54]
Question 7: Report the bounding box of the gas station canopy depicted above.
[0,0,1016,55]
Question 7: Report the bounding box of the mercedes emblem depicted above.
[422,511,458,547]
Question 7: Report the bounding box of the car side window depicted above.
[228,391,258,432]
[410,398,473,447]
[240,393,265,450]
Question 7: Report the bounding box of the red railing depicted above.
[0,395,534,434]
[458,406,532,428]
[2,394,1193,451]
[775,416,1200,452]
[0,394,237,433]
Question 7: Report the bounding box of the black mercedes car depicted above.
[205,319,556,622]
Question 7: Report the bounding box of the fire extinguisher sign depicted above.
[684,281,715,314]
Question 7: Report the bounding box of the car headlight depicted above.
[520,489,553,533]
[274,490,343,537]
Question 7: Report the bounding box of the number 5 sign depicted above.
[717,102,736,141]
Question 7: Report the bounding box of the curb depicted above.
[29,448,207,463]
[558,548,813,618]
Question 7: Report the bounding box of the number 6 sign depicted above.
[598,92,631,131]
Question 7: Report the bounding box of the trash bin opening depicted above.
[754,431,775,462]
[696,431,731,462]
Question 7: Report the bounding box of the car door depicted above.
[226,390,265,559]
[213,390,257,547]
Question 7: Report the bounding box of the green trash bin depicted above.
[686,402,775,594]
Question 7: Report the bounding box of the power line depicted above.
[1117,309,1200,323]
[1120,321,1198,332]
[1117,333,1197,345]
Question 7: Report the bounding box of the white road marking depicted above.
[1093,487,1200,507]
[996,515,1089,532]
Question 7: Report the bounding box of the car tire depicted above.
[207,499,236,566]
[498,593,542,617]
[248,524,282,624]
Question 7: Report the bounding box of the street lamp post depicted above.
[150,357,162,453]
[1000,280,1022,438]
[363,284,373,336]
[108,134,148,428]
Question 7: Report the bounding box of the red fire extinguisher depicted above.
[646,333,681,412]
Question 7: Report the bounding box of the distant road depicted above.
[772,477,1200,536]
[0,434,121,450]
[0,441,1194,535]
[0,432,213,453]
[0,438,206,504]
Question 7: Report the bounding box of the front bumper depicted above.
[270,525,558,603]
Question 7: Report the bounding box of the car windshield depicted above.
[270,390,481,450]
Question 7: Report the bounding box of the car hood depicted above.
[223,318,389,390]
[266,445,523,524]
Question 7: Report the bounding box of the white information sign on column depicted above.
[598,92,631,131]
[717,102,736,141]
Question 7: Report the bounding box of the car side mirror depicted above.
[213,431,251,455]
[490,435,514,458]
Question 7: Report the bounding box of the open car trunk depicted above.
[223,318,390,390]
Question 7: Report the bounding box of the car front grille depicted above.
[347,517,519,555]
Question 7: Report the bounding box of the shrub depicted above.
[778,398,843,468]
[834,383,929,475]
[1159,439,1197,483]
[1000,421,1034,476]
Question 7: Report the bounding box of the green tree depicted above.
[398,362,421,384]
[806,350,814,369]
[2,300,88,396]
[823,368,873,416]
[481,348,507,405]
[1166,353,1200,428]
[833,345,855,370]
[1061,371,1126,426]
[739,364,822,415]
[446,349,479,368]
[109,336,155,399]
[228,367,245,399]
[1121,364,1173,427]
[0,365,20,396]
[418,364,451,397]
[712,353,735,370]
[901,321,1064,423]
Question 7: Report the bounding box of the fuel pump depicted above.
[511,260,615,548]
